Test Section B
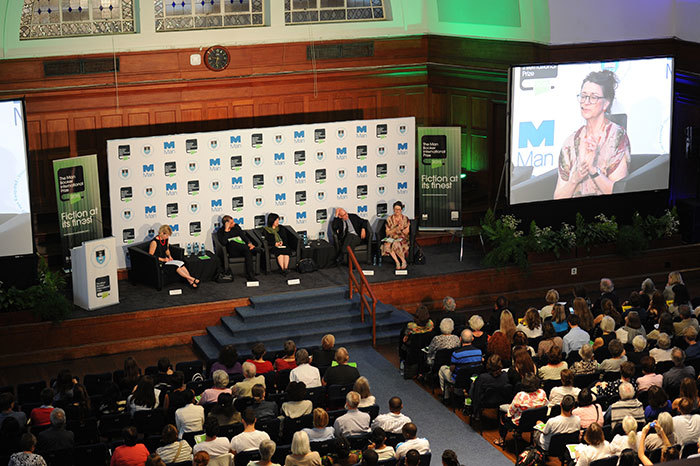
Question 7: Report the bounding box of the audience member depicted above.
[610,416,640,455]
[127,375,160,416]
[535,394,580,451]
[605,382,645,428]
[638,278,655,312]
[593,361,637,400]
[333,391,370,438]
[275,340,298,371]
[403,305,434,339]
[230,408,271,454]
[469,355,509,415]
[253,440,279,466]
[486,312,512,365]
[368,427,394,460]
[67,383,91,422]
[426,318,460,366]
[251,384,279,420]
[404,449,420,466]
[662,348,696,395]
[193,417,230,458]
[311,335,336,369]
[120,357,142,393]
[572,388,603,430]
[537,322,563,359]
[644,386,671,421]
[638,421,679,466]
[571,344,597,375]
[672,377,699,411]
[574,423,612,466]
[361,448,378,466]
[0,417,22,457]
[441,449,461,466]
[516,308,543,339]
[486,295,509,334]
[371,397,411,434]
[209,392,241,426]
[29,388,54,427]
[595,298,622,329]
[290,350,321,388]
[468,315,488,354]
[302,408,334,442]
[153,357,176,389]
[684,327,700,359]
[329,437,359,466]
[672,397,700,445]
[644,412,676,450]
[210,345,243,378]
[598,339,627,372]
[322,348,360,386]
[354,377,375,408]
[193,451,210,466]
[593,278,620,315]
[199,370,232,405]
[650,333,673,362]
[647,313,674,341]
[248,343,274,375]
[626,334,649,366]
[548,369,580,406]
[512,331,535,357]
[175,389,205,438]
[8,433,46,466]
[538,346,567,381]
[592,316,616,353]
[0,393,27,428]
[156,424,193,464]
[574,297,595,333]
[618,312,646,345]
[539,289,559,320]
[394,423,430,459]
[562,314,590,355]
[110,426,149,466]
[550,304,569,334]
[637,356,663,392]
[145,453,166,466]
[674,305,700,336]
[36,408,73,455]
[496,374,547,446]
[164,371,189,416]
[233,362,266,398]
[281,382,312,419]
[52,369,76,404]
[285,431,321,466]
[507,348,536,387]
[438,329,483,397]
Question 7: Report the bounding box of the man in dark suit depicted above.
[331,207,367,265]
[216,215,259,281]
[37,408,74,455]
[592,277,620,316]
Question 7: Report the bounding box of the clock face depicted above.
[205,46,229,71]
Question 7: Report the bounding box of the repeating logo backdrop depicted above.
[107,117,415,268]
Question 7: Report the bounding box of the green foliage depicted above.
[575,213,618,253]
[616,225,649,258]
[481,209,529,270]
[632,208,680,242]
[0,256,72,323]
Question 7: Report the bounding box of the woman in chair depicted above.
[149,224,199,288]
[381,201,411,270]
[263,213,291,275]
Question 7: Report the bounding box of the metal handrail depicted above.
[346,246,377,346]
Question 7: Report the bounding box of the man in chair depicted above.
[217,215,259,281]
[331,207,367,265]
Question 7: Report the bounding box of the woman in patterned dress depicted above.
[381,201,410,270]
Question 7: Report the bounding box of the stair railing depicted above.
[346,246,377,346]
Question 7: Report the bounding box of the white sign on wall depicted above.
[107,117,415,268]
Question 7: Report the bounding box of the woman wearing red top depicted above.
[495,374,548,447]
[29,388,54,426]
[247,343,274,374]
[275,340,298,371]
[111,426,149,466]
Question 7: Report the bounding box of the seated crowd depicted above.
[0,334,445,466]
[403,272,700,464]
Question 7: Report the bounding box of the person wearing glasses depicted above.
[554,70,631,199]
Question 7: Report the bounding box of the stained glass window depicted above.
[20,0,135,39]
[284,0,384,25]
[155,0,264,32]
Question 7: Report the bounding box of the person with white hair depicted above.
[289,349,321,389]
[649,333,673,363]
[285,431,321,466]
[593,277,620,316]
[36,408,73,453]
[251,439,279,466]
[333,391,370,438]
[426,318,459,366]
[233,362,265,398]
[625,333,649,366]
[644,412,677,450]
[199,370,232,405]
[468,314,488,353]
[605,382,645,428]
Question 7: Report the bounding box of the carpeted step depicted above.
[248,286,348,311]
[235,295,356,323]
[192,334,221,362]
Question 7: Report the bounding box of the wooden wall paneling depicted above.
[256,101,280,126]
[307,96,329,121]
[232,102,254,120]
[427,90,449,126]
[333,96,354,112]
[471,97,489,131]
[206,104,230,120]
[404,90,427,125]
[100,113,124,128]
[283,99,304,115]
[128,112,150,127]
[450,94,468,127]
[378,92,401,118]
[357,95,377,120]
[180,105,204,132]
[45,117,70,149]
[73,115,97,155]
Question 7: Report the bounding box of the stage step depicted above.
[192,286,412,362]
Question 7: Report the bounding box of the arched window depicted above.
[284,0,385,25]
[154,0,264,32]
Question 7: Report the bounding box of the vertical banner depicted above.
[53,154,104,266]
[417,127,461,230]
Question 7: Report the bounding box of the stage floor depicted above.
[70,241,484,319]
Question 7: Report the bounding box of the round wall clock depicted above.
[204,46,230,71]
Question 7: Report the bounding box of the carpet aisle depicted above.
[348,344,512,466]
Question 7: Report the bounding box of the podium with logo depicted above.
[71,236,120,310]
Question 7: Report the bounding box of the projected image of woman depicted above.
[553,70,630,199]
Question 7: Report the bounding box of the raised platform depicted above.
[2,241,700,368]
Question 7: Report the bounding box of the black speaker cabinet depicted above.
[677,198,700,243]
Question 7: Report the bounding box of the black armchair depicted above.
[253,225,302,274]
[331,218,373,264]
[212,228,261,276]
[127,240,184,291]
[376,217,417,263]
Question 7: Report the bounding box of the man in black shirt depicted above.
[323,347,360,386]
[217,215,259,281]
[331,208,367,265]
[37,408,74,455]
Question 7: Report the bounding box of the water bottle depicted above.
[193,242,199,256]
[186,243,192,256]
[378,254,382,267]
[200,243,206,256]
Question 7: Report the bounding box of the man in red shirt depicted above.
[30,388,55,427]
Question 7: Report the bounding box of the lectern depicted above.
[71,236,119,310]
